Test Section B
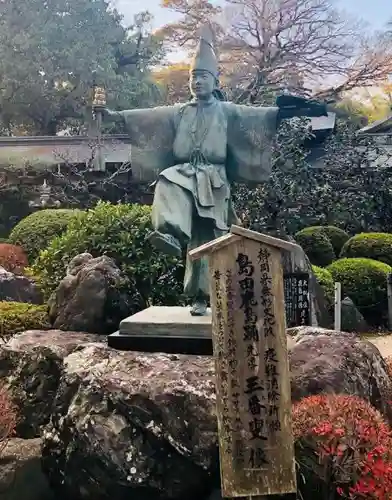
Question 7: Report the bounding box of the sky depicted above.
[115,0,180,28]
[339,0,390,30]
[116,0,391,30]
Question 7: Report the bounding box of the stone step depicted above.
[108,306,214,355]
[108,331,213,355]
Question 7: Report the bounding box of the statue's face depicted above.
[190,70,215,99]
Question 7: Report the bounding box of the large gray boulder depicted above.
[287,325,359,342]
[0,330,104,438]
[1,328,391,500]
[48,254,131,334]
[290,331,392,422]
[41,344,218,500]
[0,438,54,500]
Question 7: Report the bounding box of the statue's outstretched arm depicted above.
[276,95,328,125]
[99,108,124,124]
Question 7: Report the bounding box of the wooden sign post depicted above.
[189,225,298,498]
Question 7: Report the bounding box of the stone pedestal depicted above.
[108,306,213,355]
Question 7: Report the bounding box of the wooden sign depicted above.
[284,272,311,327]
[189,225,297,498]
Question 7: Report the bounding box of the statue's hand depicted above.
[93,105,115,124]
[93,106,123,124]
[93,104,108,116]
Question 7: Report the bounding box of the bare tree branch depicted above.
[48,139,152,207]
[161,0,392,103]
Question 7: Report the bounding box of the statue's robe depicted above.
[108,97,278,298]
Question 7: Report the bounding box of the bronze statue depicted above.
[94,25,327,316]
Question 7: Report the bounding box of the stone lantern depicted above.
[29,179,61,209]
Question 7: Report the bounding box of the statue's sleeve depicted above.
[224,102,279,184]
[117,106,179,182]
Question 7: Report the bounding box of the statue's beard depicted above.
[189,87,225,102]
[191,88,212,100]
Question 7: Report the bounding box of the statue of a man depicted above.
[96,25,327,316]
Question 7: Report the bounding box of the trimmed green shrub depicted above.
[315,226,349,256]
[295,227,335,267]
[327,257,392,325]
[312,265,334,308]
[8,209,81,262]
[31,201,185,311]
[0,302,50,339]
[341,232,392,266]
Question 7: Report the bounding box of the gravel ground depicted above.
[367,335,392,359]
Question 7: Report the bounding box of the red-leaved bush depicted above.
[0,385,17,454]
[293,394,392,499]
[0,243,28,274]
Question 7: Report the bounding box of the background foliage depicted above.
[0,1,163,135]
[327,257,392,325]
[232,120,392,235]
[9,208,81,262]
[341,233,392,267]
[31,202,185,311]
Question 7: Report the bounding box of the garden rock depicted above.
[289,333,392,422]
[0,438,54,500]
[0,266,42,304]
[48,254,131,334]
[41,344,218,500]
[341,296,368,333]
[287,325,359,342]
[66,252,94,274]
[0,329,103,438]
[3,328,391,500]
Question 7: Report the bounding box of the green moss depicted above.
[295,227,335,266]
[327,257,392,325]
[8,209,81,262]
[0,301,50,339]
[341,232,392,266]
